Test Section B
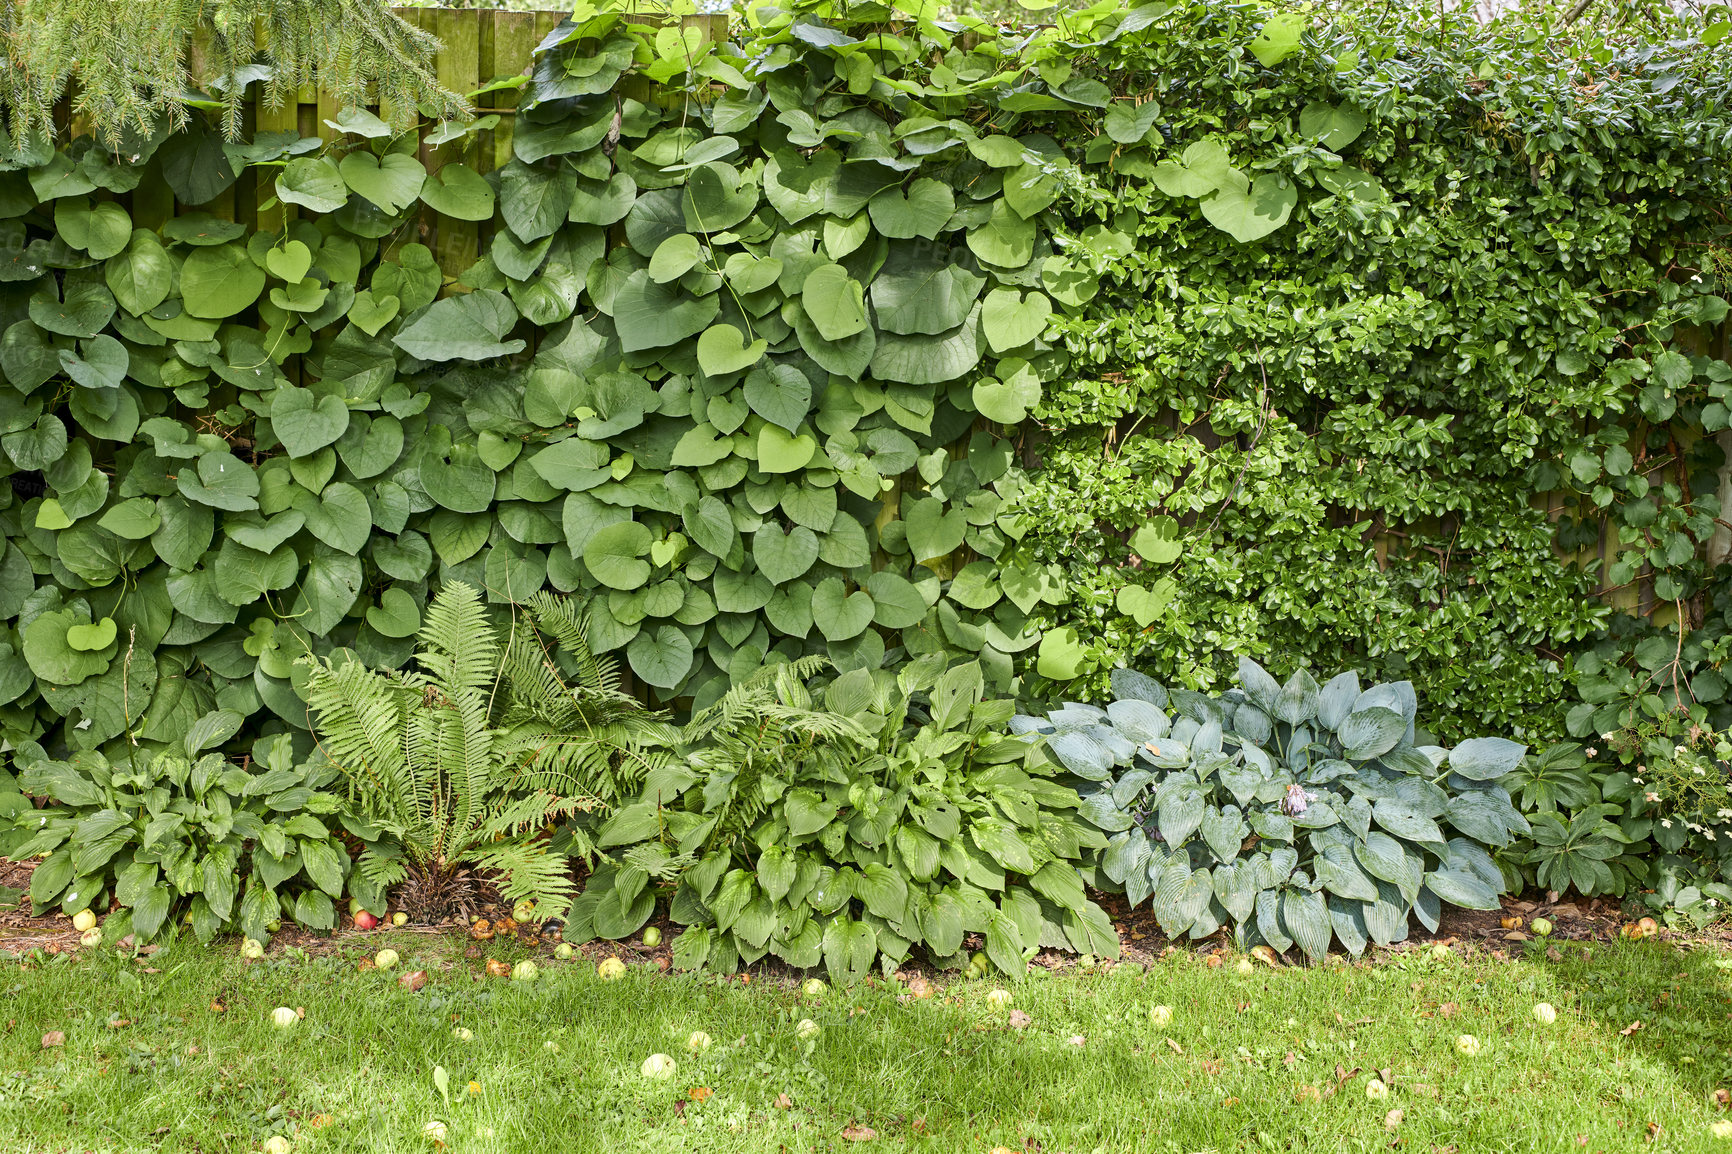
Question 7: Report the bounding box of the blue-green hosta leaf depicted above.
[1363,880,1411,947]
[1256,887,1292,954]
[1315,671,1360,731]
[1445,789,1529,846]
[1338,707,1405,760]
[1110,669,1168,708]
[1372,799,1443,845]
[1328,893,1369,957]
[824,916,879,985]
[1446,736,1527,782]
[1101,829,1150,884]
[1153,859,1212,937]
[1424,866,1500,911]
[1199,804,1246,864]
[1110,769,1156,810]
[1281,888,1331,961]
[1212,859,1260,923]
[1157,784,1206,847]
[1105,697,1170,744]
[1313,840,1380,902]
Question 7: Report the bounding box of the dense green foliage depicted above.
[2,0,1732,910]
[301,583,672,918]
[1031,660,1526,959]
[574,656,1115,979]
[7,727,355,942]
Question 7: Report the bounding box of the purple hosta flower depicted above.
[1281,784,1315,817]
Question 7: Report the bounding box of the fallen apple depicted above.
[1149,1005,1173,1028]
[423,1119,448,1143]
[598,957,627,981]
[72,909,96,933]
[399,970,429,992]
[485,958,511,978]
[987,989,1013,1007]
[354,910,379,931]
[554,943,575,960]
[512,960,539,982]
[264,1136,291,1154]
[642,926,663,948]
[374,948,400,971]
[1530,916,1553,937]
[687,1030,713,1052]
[1366,1078,1389,1100]
[241,938,265,960]
[1532,1002,1557,1025]
[796,1018,820,1039]
[79,929,102,948]
[513,900,535,923]
[1455,1034,1481,1056]
[802,977,827,998]
[270,1006,298,1029]
[641,1053,677,1080]
[1235,958,1255,976]
[452,1026,474,1042]
[392,912,409,927]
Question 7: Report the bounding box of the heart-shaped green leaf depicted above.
[366,586,423,638]
[811,577,875,641]
[419,163,496,221]
[271,387,351,458]
[338,151,426,215]
[1152,139,1235,199]
[584,520,654,590]
[347,290,401,336]
[868,178,954,240]
[1130,516,1184,564]
[744,363,813,433]
[181,242,266,319]
[802,263,868,341]
[757,425,818,473]
[696,323,767,376]
[754,523,820,584]
[1036,626,1086,680]
[1117,578,1177,627]
[1200,170,1297,243]
[981,288,1052,353]
[627,624,694,689]
[903,497,966,562]
[66,616,117,652]
[265,240,313,284]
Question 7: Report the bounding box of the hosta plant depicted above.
[1024,659,1530,960]
[9,717,351,943]
[573,656,1113,982]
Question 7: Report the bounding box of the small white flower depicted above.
[1585,747,1598,757]
[1661,819,1673,828]
[1716,809,1732,819]
[1708,830,1719,841]
[1676,744,1688,754]
[1646,792,1661,803]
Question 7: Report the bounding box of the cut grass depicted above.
[4,936,1732,1152]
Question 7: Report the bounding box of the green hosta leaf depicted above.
[394,291,525,361]
[1200,170,1297,243]
[822,916,877,985]
[786,787,838,836]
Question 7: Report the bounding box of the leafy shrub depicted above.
[1503,711,1732,928]
[301,582,670,920]
[573,657,1112,982]
[1026,659,1528,960]
[8,718,350,943]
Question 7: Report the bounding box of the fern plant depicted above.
[300,582,671,921]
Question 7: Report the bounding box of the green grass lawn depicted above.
[5,935,1732,1153]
